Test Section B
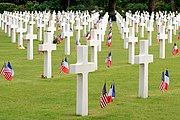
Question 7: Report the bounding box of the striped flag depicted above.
[164,70,169,90]
[172,42,179,55]
[100,83,108,108]
[105,51,112,68]
[109,18,112,28]
[85,32,91,40]
[58,25,61,31]
[0,62,13,81]
[159,71,166,92]
[108,29,112,39]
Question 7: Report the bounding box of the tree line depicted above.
[0,0,179,14]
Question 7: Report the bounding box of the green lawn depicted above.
[0,21,179,120]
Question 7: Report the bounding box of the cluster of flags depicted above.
[105,51,112,68]
[59,57,69,74]
[100,82,116,108]
[0,62,14,81]
[172,42,179,55]
[160,69,169,92]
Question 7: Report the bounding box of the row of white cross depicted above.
[0,10,109,116]
[115,10,180,100]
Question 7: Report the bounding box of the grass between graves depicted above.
[0,21,179,120]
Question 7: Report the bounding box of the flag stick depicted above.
[8,81,11,88]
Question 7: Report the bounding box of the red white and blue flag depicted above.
[172,42,179,55]
[59,57,69,74]
[7,61,14,76]
[108,29,112,39]
[58,34,63,42]
[85,32,91,40]
[0,62,13,81]
[159,71,166,92]
[105,51,112,68]
[106,37,112,47]
[107,82,116,103]
[100,83,108,108]
[164,70,169,90]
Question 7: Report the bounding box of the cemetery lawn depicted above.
[0,22,179,120]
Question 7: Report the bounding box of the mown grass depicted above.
[0,21,179,120]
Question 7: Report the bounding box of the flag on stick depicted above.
[159,71,166,92]
[172,42,179,55]
[100,83,108,108]
[164,70,169,90]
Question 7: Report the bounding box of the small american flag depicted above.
[160,71,166,92]
[100,83,108,108]
[105,51,112,68]
[0,62,13,81]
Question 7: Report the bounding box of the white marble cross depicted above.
[10,16,18,43]
[74,17,83,43]
[62,22,73,55]
[7,14,12,37]
[167,19,173,43]
[123,21,129,49]
[125,27,138,64]
[16,18,26,48]
[46,20,56,35]
[134,40,153,98]
[159,26,167,59]
[24,24,37,60]
[86,30,99,70]
[140,16,145,38]
[37,17,44,41]
[70,45,95,116]
[82,15,87,36]
[146,20,154,46]
[38,30,56,78]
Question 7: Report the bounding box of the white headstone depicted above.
[159,26,167,59]
[125,27,138,64]
[74,17,83,44]
[134,40,153,98]
[24,25,37,60]
[70,45,95,116]
[167,19,173,43]
[38,30,56,78]
[146,20,154,46]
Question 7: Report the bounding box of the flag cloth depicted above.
[172,42,179,55]
[100,83,108,108]
[157,33,160,43]
[58,34,63,42]
[159,71,166,92]
[7,61,14,76]
[85,32,91,40]
[108,29,112,39]
[105,51,112,68]
[107,82,116,103]
[0,62,13,81]
[59,57,69,74]
[106,37,112,47]
[164,70,169,90]
[0,62,6,75]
